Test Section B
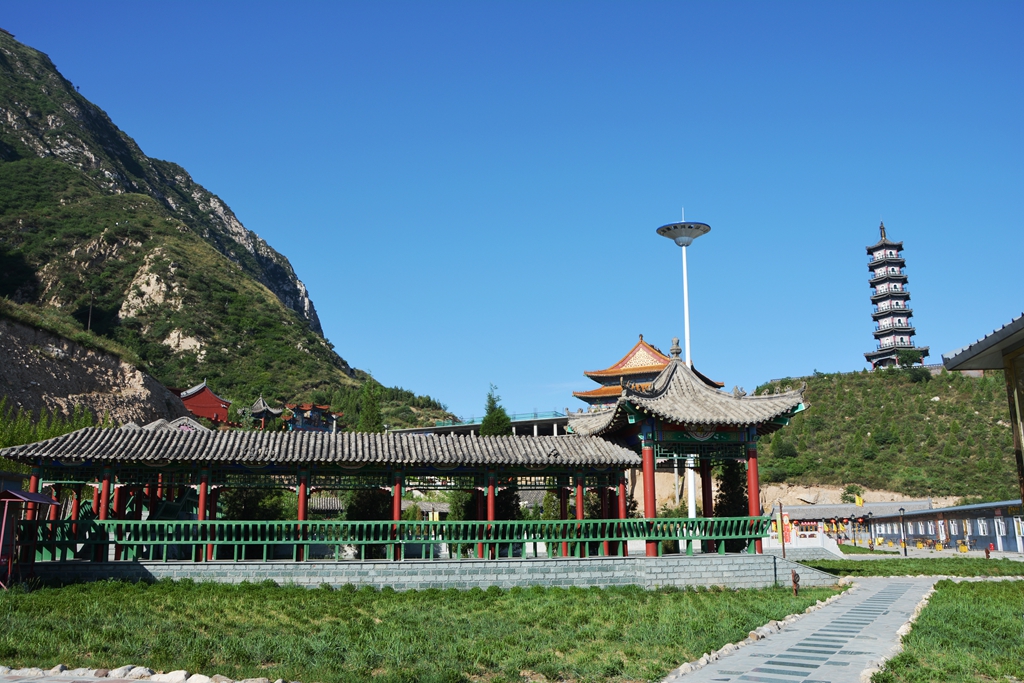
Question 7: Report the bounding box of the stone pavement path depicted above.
[662,576,938,683]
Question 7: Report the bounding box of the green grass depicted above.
[803,557,1024,577]
[872,580,1024,683]
[0,581,838,683]
[837,544,894,555]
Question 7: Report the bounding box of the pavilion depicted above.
[568,339,805,555]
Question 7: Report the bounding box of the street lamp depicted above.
[657,212,710,526]
[899,507,907,557]
[656,214,711,368]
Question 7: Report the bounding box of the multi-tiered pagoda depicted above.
[865,222,929,369]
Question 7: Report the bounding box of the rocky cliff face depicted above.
[0,317,188,425]
[0,33,322,334]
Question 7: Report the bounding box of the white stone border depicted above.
[660,582,854,681]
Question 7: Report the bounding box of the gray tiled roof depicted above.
[568,359,805,437]
[0,427,640,468]
[769,500,933,521]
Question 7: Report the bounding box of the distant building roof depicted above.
[582,335,671,380]
[942,313,1024,371]
[251,396,283,419]
[769,499,932,521]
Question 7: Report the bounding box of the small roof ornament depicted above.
[670,337,682,358]
[879,221,887,240]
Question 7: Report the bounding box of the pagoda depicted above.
[574,334,722,408]
[864,222,929,369]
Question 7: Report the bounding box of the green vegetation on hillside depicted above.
[872,580,1024,683]
[755,368,1016,500]
[0,581,838,683]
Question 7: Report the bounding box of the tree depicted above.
[356,381,384,433]
[896,348,923,367]
[840,483,864,504]
[479,384,512,436]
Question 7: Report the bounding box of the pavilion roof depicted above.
[568,358,805,437]
[251,396,283,419]
[0,426,640,468]
[583,335,670,379]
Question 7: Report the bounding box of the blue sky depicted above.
[5,2,1022,419]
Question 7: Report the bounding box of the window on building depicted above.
[978,519,989,535]
[995,518,1006,536]
[927,521,935,535]
[949,520,959,536]
[917,521,925,535]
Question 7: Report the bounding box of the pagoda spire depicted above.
[879,221,886,240]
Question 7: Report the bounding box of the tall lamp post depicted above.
[657,214,711,524]
[899,507,908,557]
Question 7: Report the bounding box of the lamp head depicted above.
[656,221,711,247]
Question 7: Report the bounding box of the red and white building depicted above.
[865,222,929,369]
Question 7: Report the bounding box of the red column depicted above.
[747,443,762,554]
[642,444,657,556]
[156,473,164,501]
[207,487,221,561]
[297,471,308,562]
[476,488,485,559]
[486,471,496,559]
[575,474,585,558]
[71,485,82,536]
[91,483,100,515]
[392,472,403,561]
[601,486,610,556]
[559,485,569,557]
[25,467,40,521]
[48,484,62,521]
[618,472,628,557]
[112,485,124,561]
[196,469,209,562]
[96,470,111,561]
[700,458,715,553]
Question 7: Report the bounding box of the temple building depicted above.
[865,222,929,369]
[283,403,342,432]
[573,334,722,408]
[171,381,232,425]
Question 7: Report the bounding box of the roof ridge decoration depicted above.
[568,358,805,437]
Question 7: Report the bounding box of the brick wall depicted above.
[32,554,837,590]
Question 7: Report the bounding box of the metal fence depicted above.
[19,516,771,563]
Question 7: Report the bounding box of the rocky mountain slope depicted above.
[0,314,187,425]
[0,32,449,427]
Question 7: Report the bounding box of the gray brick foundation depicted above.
[31,554,837,590]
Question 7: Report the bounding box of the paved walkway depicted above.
[662,576,938,683]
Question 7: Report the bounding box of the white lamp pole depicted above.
[656,213,710,368]
[657,213,711,524]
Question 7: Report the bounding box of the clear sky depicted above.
[5,2,1022,420]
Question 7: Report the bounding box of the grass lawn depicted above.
[0,580,838,683]
[872,580,1024,683]
[837,544,894,555]
[802,557,1024,577]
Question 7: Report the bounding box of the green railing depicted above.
[19,516,771,563]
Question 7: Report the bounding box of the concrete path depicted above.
[662,576,938,683]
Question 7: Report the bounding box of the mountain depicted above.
[754,367,1017,502]
[0,31,449,427]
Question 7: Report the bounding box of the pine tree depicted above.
[479,384,512,436]
[356,381,384,433]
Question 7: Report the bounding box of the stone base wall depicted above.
[762,547,844,561]
[31,554,837,591]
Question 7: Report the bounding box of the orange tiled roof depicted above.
[583,335,671,379]
[573,384,651,399]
